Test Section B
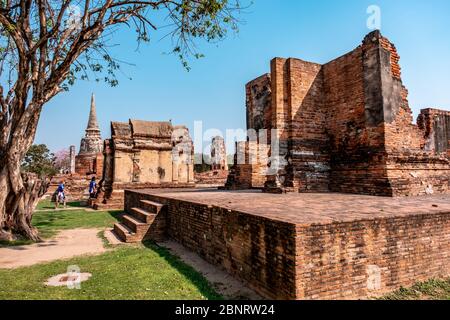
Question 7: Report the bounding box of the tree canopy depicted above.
[21,144,57,177]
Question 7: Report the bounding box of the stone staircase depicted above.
[113,199,166,243]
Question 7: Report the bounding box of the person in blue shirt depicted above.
[55,180,66,209]
[89,177,97,199]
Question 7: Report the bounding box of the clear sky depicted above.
[34,0,450,154]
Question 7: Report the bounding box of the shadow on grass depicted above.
[143,240,223,300]
[108,211,124,220]
[0,239,34,247]
[37,200,88,210]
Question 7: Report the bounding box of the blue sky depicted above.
[35,0,450,154]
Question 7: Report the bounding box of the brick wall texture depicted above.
[230,30,450,196]
[74,153,103,177]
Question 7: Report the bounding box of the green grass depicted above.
[0,242,222,300]
[0,200,121,246]
[0,239,35,247]
[381,278,450,300]
[36,200,85,211]
[1,200,221,300]
[31,209,122,239]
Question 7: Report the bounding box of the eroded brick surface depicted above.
[227,31,450,197]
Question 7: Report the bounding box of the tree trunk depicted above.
[0,166,50,242]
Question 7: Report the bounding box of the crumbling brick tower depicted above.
[228,31,450,196]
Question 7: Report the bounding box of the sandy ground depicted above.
[104,229,124,245]
[0,229,106,269]
[160,240,263,300]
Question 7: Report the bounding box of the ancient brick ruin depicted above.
[94,119,195,210]
[75,94,104,177]
[227,31,450,196]
[224,141,269,189]
[195,136,229,186]
[112,31,449,300]
[45,95,104,202]
[211,136,228,171]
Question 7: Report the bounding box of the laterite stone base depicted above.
[124,188,450,300]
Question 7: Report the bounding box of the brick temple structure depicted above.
[116,31,449,300]
[226,30,449,196]
[94,119,195,210]
[75,94,104,177]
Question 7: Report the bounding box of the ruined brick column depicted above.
[264,58,299,193]
[211,136,228,171]
[69,145,76,174]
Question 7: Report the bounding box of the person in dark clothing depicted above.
[89,177,97,199]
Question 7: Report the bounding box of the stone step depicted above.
[140,200,164,214]
[122,214,149,233]
[131,207,157,224]
[113,222,138,243]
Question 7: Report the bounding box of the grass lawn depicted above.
[381,279,450,300]
[0,200,222,300]
[0,242,222,300]
[32,208,122,239]
[36,199,86,211]
[0,203,122,246]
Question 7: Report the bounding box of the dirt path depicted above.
[0,229,106,269]
[160,240,262,300]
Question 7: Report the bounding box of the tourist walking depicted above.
[55,180,66,209]
[89,177,97,199]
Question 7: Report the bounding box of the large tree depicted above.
[0,0,242,241]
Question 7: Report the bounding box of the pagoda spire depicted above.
[86,93,100,132]
[78,93,103,155]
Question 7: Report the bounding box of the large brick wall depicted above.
[125,190,450,300]
[296,212,450,299]
[229,30,450,197]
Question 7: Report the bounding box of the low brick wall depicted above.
[296,213,450,299]
[125,190,297,299]
[125,190,450,300]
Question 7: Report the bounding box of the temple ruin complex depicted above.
[113,31,449,300]
[226,30,450,196]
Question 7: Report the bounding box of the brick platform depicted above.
[125,188,450,300]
